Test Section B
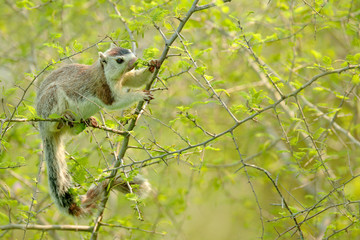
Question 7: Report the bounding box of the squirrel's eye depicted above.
[116,58,124,64]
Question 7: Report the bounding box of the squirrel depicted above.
[36,43,160,216]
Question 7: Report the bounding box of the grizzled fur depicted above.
[36,44,157,216]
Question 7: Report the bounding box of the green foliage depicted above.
[1,0,360,239]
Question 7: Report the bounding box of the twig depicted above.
[231,131,265,239]
[238,21,285,99]
[171,22,239,122]
[194,0,232,12]
[0,165,25,169]
[22,154,44,240]
[99,222,165,235]
[242,163,304,239]
[0,117,127,135]
[0,224,93,232]
[109,0,136,52]
[301,0,323,17]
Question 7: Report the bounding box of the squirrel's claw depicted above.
[149,59,161,73]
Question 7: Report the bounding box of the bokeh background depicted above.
[1,0,360,239]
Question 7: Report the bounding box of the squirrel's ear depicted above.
[110,43,117,49]
[99,52,107,64]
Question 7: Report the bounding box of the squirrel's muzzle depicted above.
[127,57,137,71]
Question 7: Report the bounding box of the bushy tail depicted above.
[81,175,152,211]
[40,123,151,217]
[42,129,83,216]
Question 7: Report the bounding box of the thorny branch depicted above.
[0,223,164,235]
[0,117,127,136]
[22,152,44,240]
[230,132,265,239]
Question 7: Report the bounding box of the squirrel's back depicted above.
[36,61,112,119]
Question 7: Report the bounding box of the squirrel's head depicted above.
[99,43,137,81]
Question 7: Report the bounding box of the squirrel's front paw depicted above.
[148,59,161,73]
[143,90,154,102]
[84,116,99,128]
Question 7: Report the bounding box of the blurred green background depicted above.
[1,0,360,239]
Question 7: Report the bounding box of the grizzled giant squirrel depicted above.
[36,43,160,216]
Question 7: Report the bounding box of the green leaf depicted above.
[305,195,314,200]
[322,56,332,66]
[293,151,306,160]
[16,0,35,9]
[176,106,190,112]
[313,127,326,139]
[311,50,322,60]
[134,59,148,69]
[48,113,62,119]
[313,87,324,92]
[4,88,17,97]
[125,193,138,201]
[109,14,122,19]
[352,75,360,84]
[26,105,37,117]
[143,47,159,60]
[150,8,169,23]
[205,146,220,151]
[72,123,86,135]
[195,66,207,75]
[72,40,83,52]
[16,156,26,164]
[335,94,349,100]
[290,117,303,123]
[215,88,230,97]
